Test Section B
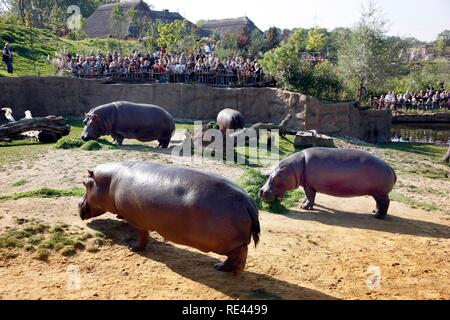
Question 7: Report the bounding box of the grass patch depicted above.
[0,219,97,261]
[0,187,85,201]
[11,179,30,187]
[390,191,439,212]
[379,143,448,161]
[236,169,304,214]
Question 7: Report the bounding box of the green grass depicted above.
[0,220,95,261]
[236,169,305,214]
[379,142,448,161]
[11,179,30,187]
[0,187,85,202]
[390,191,439,212]
[0,22,146,77]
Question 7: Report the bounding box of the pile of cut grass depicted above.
[236,169,304,214]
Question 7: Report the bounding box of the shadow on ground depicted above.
[87,218,336,300]
[285,204,450,239]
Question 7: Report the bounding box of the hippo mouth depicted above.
[78,195,91,220]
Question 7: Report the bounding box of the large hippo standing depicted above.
[81,101,175,147]
[79,161,260,275]
[259,148,397,219]
[217,108,245,134]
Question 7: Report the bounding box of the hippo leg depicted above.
[128,228,149,252]
[157,138,170,149]
[112,134,124,146]
[373,194,390,220]
[301,186,316,210]
[214,245,248,276]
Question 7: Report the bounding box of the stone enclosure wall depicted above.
[0,77,392,143]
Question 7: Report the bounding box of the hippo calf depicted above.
[217,108,245,134]
[81,101,175,147]
[260,148,397,219]
[79,161,260,275]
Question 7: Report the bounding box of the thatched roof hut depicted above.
[198,16,262,38]
[85,1,188,39]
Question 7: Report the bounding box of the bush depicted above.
[236,169,304,214]
[55,137,84,149]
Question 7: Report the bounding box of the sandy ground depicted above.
[0,143,449,300]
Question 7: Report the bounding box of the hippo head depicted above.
[81,113,102,141]
[259,165,298,202]
[78,170,107,220]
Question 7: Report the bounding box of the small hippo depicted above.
[79,161,260,275]
[259,148,397,219]
[217,108,245,134]
[81,101,175,147]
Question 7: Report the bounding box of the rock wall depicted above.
[0,77,392,143]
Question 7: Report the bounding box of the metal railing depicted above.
[70,69,267,87]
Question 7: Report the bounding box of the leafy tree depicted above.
[248,29,265,58]
[264,27,280,51]
[435,30,450,55]
[336,1,400,101]
[157,20,200,53]
[306,28,326,52]
[238,24,251,49]
[286,28,307,53]
[260,32,342,100]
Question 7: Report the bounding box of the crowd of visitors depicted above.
[372,85,450,110]
[61,47,264,86]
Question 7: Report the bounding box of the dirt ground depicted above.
[0,141,449,300]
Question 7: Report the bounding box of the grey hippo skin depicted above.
[217,108,245,134]
[79,161,260,275]
[81,101,175,147]
[260,148,397,219]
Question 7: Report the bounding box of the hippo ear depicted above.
[91,114,99,121]
[87,170,94,178]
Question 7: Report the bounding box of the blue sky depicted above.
[146,0,450,42]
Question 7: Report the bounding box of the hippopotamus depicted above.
[259,148,397,219]
[81,101,175,147]
[217,108,245,134]
[79,161,260,275]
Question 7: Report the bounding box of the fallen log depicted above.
[0,116,71,140]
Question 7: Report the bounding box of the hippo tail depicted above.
[247,197,260,248]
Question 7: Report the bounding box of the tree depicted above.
[157,20,200,53]
[248,29,265,58]
[436,30,450,56]
[336,1,399,101]
[260,32,342,100]
[111,4,126,52]
[127,7,139,38]
[306,28,326,52]
[264,27,280,51]
[238,24,251,49]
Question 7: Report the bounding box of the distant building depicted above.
[85,1,189,39]
[198,16,262,38]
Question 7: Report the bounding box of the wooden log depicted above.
[0,116,70,140]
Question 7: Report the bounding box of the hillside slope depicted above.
[0,23,146,77]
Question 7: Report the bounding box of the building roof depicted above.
[85,1,188,39]
[199,16,262,37]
